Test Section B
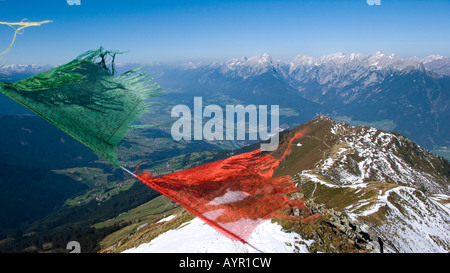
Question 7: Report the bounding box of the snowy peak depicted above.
[421,55,450,76]
[184,51,450,81]
[284,116,449,194]
[0,64,52,75]
[0,64,54,82]
[219,53,278,78]
[422,55,445,64]
[291,54,315,65]
[288,51,425,71]
[225,52,274,68]
[318,52,364,64]
[253,52,272,63]
[367,51,401,68]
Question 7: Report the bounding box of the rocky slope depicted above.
[284,116,450,252]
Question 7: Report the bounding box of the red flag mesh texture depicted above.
[136,128,316,243]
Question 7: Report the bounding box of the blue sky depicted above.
[0,0,449,65]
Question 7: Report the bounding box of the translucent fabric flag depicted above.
[130,128,320,250]
[0,48,162,165]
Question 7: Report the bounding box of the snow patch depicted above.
[122,218,313,253]
[157,214,178,223]
[207,189,250,206]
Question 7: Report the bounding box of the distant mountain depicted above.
[283,53,450,150]
[422,55,450,76]
[135,51,450,151]
[107,116,449,253]
[180,51,450,77]
[0,64,54,82]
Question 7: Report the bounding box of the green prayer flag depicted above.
[0,48,162,166]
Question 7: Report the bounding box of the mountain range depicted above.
[3,52,449,151]
[134,51,450,153]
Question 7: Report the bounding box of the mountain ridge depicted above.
[2,51,449,77]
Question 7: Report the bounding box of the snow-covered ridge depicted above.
[3,52,449,80]
[295,118,450,253]
[0,64,53,76]
[319,121,449,194]
[181,51,450,78]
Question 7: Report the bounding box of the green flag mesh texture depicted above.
[0,48,161,165]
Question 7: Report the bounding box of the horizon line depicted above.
[1,50,449,67]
